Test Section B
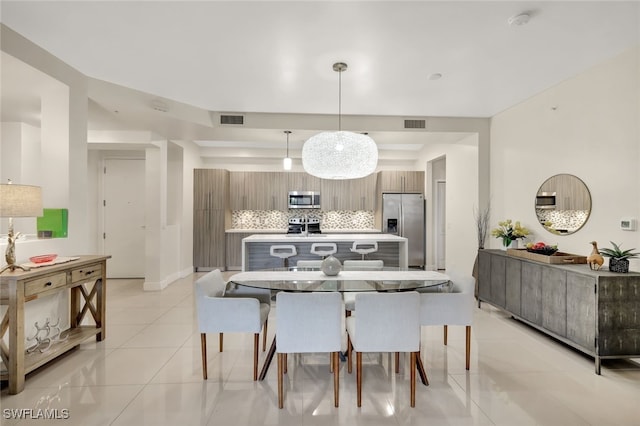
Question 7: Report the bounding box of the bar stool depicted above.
[270,245,297,268]
[350,241,378,260]
[310,242,337,259]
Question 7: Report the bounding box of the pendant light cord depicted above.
[338,68,342,131]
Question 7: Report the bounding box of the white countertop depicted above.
[242,233,406,242]
[227,228,381,234]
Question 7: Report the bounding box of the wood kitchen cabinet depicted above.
[193,169,228,209]
[378,171,424,193]
[287,172,321,192]
[538,174,590,210]
[226,232,251,270]
[193,169,228,270]
[478,249,640,374]
[230,171,287,210]
[321,174,376,211]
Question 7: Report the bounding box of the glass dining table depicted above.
[228,267,451,382]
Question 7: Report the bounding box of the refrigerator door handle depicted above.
[399,203,403,236]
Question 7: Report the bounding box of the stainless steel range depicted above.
[287,217,321,234]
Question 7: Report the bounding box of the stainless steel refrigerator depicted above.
[382,193,425,268]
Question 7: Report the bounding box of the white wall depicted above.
[418,135,479,275]
[490,46,640,270]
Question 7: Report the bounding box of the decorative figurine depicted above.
[587,241,604,271]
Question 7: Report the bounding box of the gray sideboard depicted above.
[478,249,640,374]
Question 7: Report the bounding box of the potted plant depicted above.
[599,241,639,273]
[491,219,530,249]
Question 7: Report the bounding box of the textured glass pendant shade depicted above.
[302,131,378,179]
[302,62,378,180]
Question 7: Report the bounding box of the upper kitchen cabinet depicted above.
[378,171,425,194]
[321,174,377,211]
[287,172,321,192]
[229,171,247,210]
[194,169,229,209]
[230,171,287,210]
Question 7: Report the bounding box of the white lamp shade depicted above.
[283,157,292,170]
[302,131,378,179]
[0,184,43,217]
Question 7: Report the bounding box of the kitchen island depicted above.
[242,234,408,271]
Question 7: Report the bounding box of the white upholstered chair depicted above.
[295,259,323,269]
[419,271,475,370]
[346,291,421,407]
[194,269,270,380]
[342,260,384,316]
[275,292,343,408]
[224,283,272,351]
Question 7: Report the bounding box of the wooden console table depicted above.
[0,255,110,394]
[478,249,640,375]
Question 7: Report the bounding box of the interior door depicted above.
[103,158,145,278]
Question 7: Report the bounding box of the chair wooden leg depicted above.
[278,353,284,409]
[200,333,208,380]
[219,332,224,352]
[284,353,287,374]
[356,352,362,407]
[410,352,416,407]
[252,333,259,380]
[465,325,471,370]
[443,325,448,345]
[395,352,400,374]
[263,319,268,351]
[333,351,340,407]
[347,335,353,374]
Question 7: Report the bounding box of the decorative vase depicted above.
[321,255,342,276]
[501,239,518,251]
[609,257,629,273]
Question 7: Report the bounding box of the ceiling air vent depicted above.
[404,119,426,129]
[220,115,244,125]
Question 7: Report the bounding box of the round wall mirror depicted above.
[535,174,591,235]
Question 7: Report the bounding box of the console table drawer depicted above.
[71,263,102,283]
[24,273,67,297]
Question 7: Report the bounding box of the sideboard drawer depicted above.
[24,272,68,297]
[71,263,103,283]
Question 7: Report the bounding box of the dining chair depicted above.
[342,260,384,317]
[275,292,343,408]
[419,271,475,370]
[194,269,270,380]
[295,259,323,269]
[224,282,272,351]
[346,291,421,407]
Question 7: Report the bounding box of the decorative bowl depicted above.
[29,254,58,264]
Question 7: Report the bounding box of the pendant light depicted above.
[283,130,292,170]
[302,62,378,180]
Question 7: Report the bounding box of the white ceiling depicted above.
[1,1,639,168]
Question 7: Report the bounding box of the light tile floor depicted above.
[2,272,639,425]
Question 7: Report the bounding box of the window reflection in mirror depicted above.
[535,174,591,235]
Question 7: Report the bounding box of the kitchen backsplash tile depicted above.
[535,209,589,233]
[231,210,375,230]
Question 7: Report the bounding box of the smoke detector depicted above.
[508,12,530,27]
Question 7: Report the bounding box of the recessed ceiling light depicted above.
[508,12,530,27]
[428,73,442,81]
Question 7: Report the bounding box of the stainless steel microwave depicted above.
[535,192,556,209]
[288,191,321,209]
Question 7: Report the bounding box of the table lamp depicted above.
[0,180,43,273]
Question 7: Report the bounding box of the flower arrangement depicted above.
[491,219,530,248]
